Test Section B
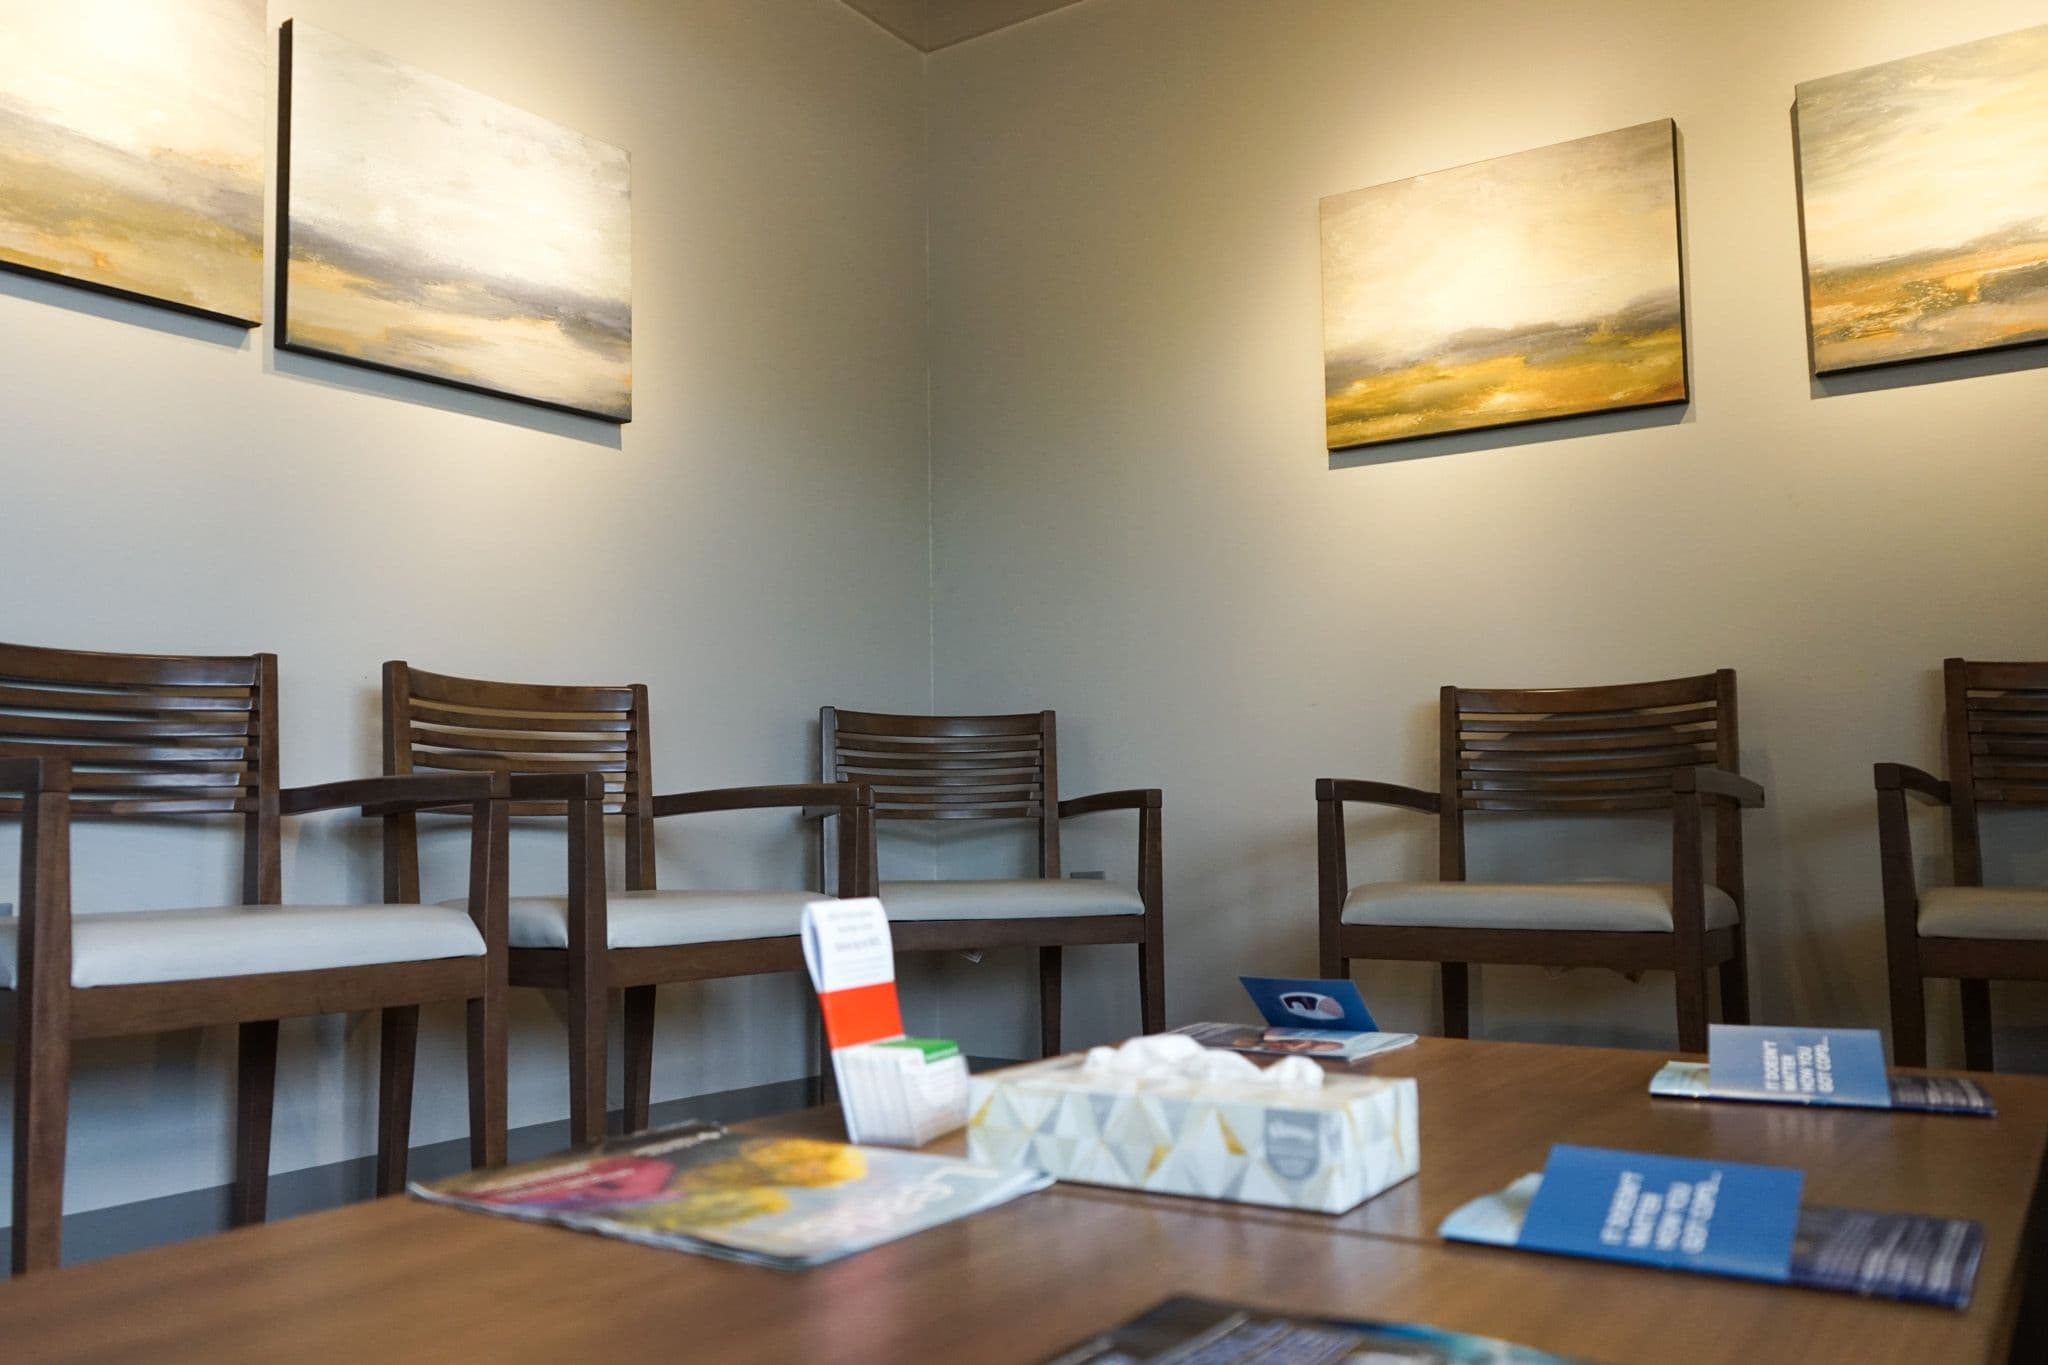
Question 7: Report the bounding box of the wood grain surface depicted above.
[0,1037,2039,1363]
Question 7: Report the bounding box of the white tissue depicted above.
[1080,1033,1325,1089]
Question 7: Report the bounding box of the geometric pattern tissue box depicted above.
[967,1055,1418,1214]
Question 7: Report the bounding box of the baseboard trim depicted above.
[3,1056,1019,1273]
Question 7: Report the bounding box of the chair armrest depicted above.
[654,782,872,819]
[1058,788,1161,819]
[281,771,503,817]
[1873,763,1951,805]
[1672,767,1765,808]
[0,755,70,796]
[1314,778,1440,814]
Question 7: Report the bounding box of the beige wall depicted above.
[922,0,2048,1059]
[0,0,931,1216]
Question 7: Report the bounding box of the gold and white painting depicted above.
[1795,25,2048,374]
[0,0,267,323]
[279,21,633,421]
[1320,120,1687,450]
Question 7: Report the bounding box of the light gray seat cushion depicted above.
[0,904,485,990]
[464,889,816,950]
[878,879,1145,921]
[1341,881,1739,934]
[1918,886,2048,940]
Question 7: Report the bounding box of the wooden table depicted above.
[1,1039,2042,1363]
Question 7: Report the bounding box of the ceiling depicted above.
[840,0,1092,52]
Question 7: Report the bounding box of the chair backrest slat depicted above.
[0,643,271,821]
[1439,670,1737,877]
[823,708,1059,876]
[387,664,649,824]
[1946,658,2048,885]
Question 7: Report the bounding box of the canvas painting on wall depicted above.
[1319,120,1687,450]
[0,0,267,323]
[1795,25,2048,374]
[278,21,633,421]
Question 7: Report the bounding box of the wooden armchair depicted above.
[1318,671,1760,1051]
[383,664,870,1145]
[1879,659,2048,1071]
[821,708,1164,1055]
[0,644,508,1275]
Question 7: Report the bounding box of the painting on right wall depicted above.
[1795,24,2048,374]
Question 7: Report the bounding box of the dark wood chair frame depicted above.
[820,708,1165,1056]
[1317,671,1761,1052]
[1,645,509,1276]
[1878,658,2048,1072]
[382,663,872,1146]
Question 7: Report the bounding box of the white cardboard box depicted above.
[966,1055,1418,1214]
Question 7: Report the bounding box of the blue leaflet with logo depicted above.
[1239,976,1378,1032]
[1706,1024,1892,1108]
[1515,1145,1802,1283]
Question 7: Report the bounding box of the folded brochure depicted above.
[1649,1024,1994,1115]
[1440,1143,1983,1308]
[801,896,970,1146]
[410,1121,1049,1269]
[1045,1295,1583,1364]
[1172,975,1417,1062]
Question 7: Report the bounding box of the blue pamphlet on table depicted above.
[1649,1024,1995,1115]
[1240,976,1379,1031]
[1441,1143,1985,1308]
[1172,977,1414,1062]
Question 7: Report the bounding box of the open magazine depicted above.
[410,1121,1050,1269]
[1046,1296,1583,1364]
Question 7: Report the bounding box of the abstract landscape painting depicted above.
[0,0,266,323]
[1795,26,2048,374]
[1319,120,1687,450]
[279,22,633,421]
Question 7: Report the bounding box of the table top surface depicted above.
[2,1037,2043,1364]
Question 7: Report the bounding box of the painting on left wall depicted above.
[0,0,268,324]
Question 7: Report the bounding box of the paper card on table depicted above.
[1706,1024,1891,1109]
[1240,976,1379,1032]
[1515,1144,1803,1284]
[801,897,903,1049]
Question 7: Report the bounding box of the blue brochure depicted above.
[1707,1024,1891,1108]
[1516,1145,1802,1283]
[1442,1145,1985,1308]
[1649,1024,1995,1115]
[1240,976,1379,1032]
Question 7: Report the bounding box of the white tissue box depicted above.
[966,1053,1419,1214]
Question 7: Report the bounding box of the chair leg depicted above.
[1138,934,1166,1036]
[621,984,657,1135]
[376,1005,420,1196]
[11,1002,71,1275]
[1718,926,1751,1026]
[231,1020,279,1226]
[1675,965,1709,1054]
[1440,963,1470,1038]
[1887,940,1928,1069]
[814,1000,837,1106]
[466,992,508,1169]
[567,980,608,1147]
[1040,946,1062,1057]
[1960,980,1995,1072]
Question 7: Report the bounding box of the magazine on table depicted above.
[1440,1144,1983,1309]
[1173,975,1416,1062]
[410,1121,1049,1269]
[1045,1296,1584,1364]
